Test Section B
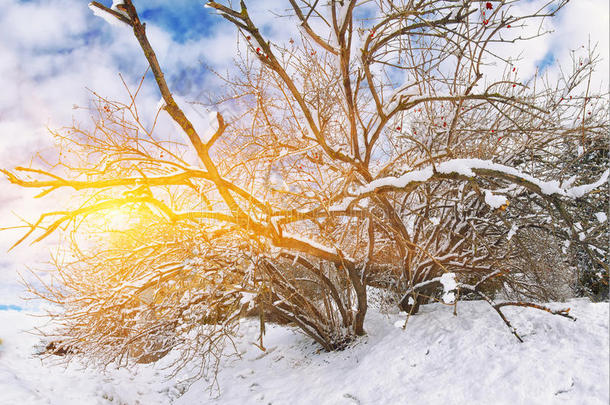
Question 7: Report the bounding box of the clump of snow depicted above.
[484,190,508,209]
[567,170,609,198]
[436,159,609,198]
[594,212,607,223]
[358,167,433,194]
[156,97,166,112]
[88,2,129,27]
[111,0,128,16]
[361,158,608,200]
[329,197,355,212]
[358,197,370,208]
[440,272,457,304]
[202,110,220,142]
[268,170,288,191]
[240,292,257,310]
[562,175,577,188]
[437,159,476,176]
[507,224,518,241]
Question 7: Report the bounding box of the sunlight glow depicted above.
[102,204,139,232]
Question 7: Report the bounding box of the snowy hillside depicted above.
[1,299,608,405]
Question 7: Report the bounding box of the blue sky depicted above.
[140,2,221,42]
[0,0,608,307]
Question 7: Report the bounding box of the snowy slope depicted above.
[1,299,608,405]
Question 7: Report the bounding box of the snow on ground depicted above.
[1,298,608,405]
[0,310,180,405]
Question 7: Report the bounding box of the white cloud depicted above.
[1,0,88,48]
[549,0,609,87]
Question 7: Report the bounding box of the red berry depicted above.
[443,122,447,127]
[507,25,511,28]
[396,126,401,130]
[512,67,516,72]
[246,35,251,40]
[486,2,493,10]
[491,129,494,133]
[512,84,516,87]
[256,47,260,53]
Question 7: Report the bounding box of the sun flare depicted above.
[102,205,139,232]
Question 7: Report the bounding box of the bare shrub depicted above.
[2,0,607,388]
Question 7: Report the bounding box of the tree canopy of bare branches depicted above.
[3,0,607,387]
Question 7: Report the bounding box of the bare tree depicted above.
[3,0,607,386]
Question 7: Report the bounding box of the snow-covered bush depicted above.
[3,0,607,388]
